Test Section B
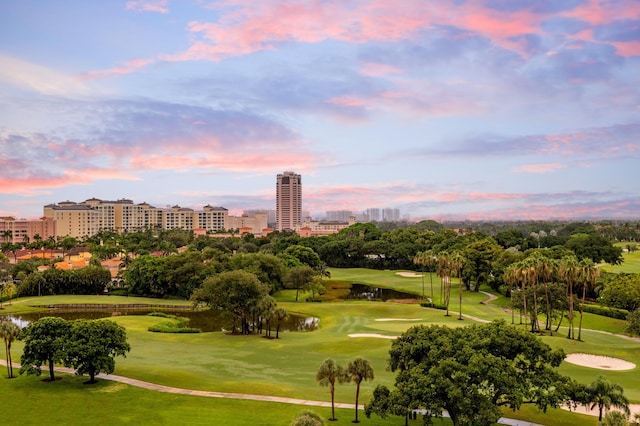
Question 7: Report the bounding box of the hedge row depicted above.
[583,304,629,320]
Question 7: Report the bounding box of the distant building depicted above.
[0,216,56,244]
[276,171,302,231]
[326,210,353,222]
[382,208,401,222]
[227,212,269,235]
[295,216,356,237]
[366,208,381,222]
[43,198,228,239]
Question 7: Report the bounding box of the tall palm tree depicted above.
[504,263,518,324]
[345,357,375,423]
[587,375,630,422]
[0,320,21,378]
[1,230,12,244]
[412,251,427,301]
[449,251,465,321]
[577,258,599,341]
[316,358,346,421]
[559,255,580,339]
[437,251,451,311]
[424,250,437,304]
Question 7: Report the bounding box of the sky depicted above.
[1,0,639,222]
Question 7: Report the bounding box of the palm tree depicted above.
[0,320,21,378]
[577,258,599,341]
[412,251,427,301]
[316,358,346,421]
[559,255,580,339]
[437,251,451,311]
[345,357,375,423]
[587,375,630,422]
[448,251,465,320]
[1,230,12,244]
[274,308,288,339]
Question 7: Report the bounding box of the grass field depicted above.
[601,246,640,274]
[1,267,638,425]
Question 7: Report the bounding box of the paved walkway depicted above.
[2,359,545,425]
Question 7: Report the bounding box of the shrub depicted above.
[583,304,629,320]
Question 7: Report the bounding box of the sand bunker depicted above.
[348,333,398,339]
[564,353,636,370]
[396,272,423,278]
[375,318,421,322]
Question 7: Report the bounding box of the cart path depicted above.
[1,359,547,425]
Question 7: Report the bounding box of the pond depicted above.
[2,306,318,333]
[343,283,418,301]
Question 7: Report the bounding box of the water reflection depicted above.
[2,308,318,333]
[343,283,417,301]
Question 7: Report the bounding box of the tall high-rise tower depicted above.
[276,171,302,231]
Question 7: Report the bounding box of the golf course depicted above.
[1,267,638,426]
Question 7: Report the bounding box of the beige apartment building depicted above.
[42,198,229,239]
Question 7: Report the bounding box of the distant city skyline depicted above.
[1,1,639,221]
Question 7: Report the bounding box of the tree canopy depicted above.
[19,317,71,381]
[366,320,573,426]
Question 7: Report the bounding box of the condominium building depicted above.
[42,198,229,238]
[43,202,100,239]
[276,171,302,231]
[0,216,56,244]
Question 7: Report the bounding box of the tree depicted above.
[273,307,289,339]
[626,308,640,336]
[345,357,375,423]
[283,266,316,302]
[19,317,71,381]
[64,319,130,384]
[587,375,630,422]
[0,320,21,378]
[367,321,572,426]
[577,258,599,341]
[559,255,580,339]
[316,358,347,421]
[291,410,325,426]
[448,251,465,320]
[191,270,269,334]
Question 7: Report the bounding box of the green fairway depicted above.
[601,247,640,274]
[2,267,639,425]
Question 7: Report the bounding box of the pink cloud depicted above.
[0,168,139,196]
[359,61,402,77]
[612,41,640,58]
[512,163,567,174]
[125,0,169,14]
[79,58,155,81]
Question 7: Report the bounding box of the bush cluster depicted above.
[583,304,629,320]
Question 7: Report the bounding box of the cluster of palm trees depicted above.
[505,253,599,339]
[0,319,21,378]
[413,250,466,319]
[316,357,375,423]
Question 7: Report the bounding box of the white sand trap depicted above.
[348,333,398,339]
[396,272,423,278]
[565,353,636,370]
[375,318,421,322]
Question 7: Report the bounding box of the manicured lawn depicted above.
[601,245,640,274]
[2,266,639,425]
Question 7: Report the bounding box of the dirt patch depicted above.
[396,272,423,278]
[348,333,398,339]
[564,353,636,370]
[375,318,421,322]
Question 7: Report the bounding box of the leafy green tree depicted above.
[367,321,571,426]
[316,358,347,421]
[290,410,325,426]
[64,319,130,384]
[19,317,71,381]
[123,255,168,297]
[602,411,629,426]
[273,307,288,339]
[283,266,316,302]
[0,320,21,378]
[587,375,630,422]
[599,274,640,312]
[462,238,501,291]
[284,245,322,269]
[191,270,269,334]
[627,308,640,336]
[345,357,375,423]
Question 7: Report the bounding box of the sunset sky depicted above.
[1,0,639,221]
